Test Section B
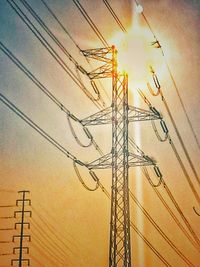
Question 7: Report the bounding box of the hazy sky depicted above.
[0,0,200,266]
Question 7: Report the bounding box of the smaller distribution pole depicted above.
[11,190,31,267]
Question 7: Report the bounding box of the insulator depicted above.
[144,155,153,162]
[160,120,169,134]
[75,159,85,166]
[76,64,88,75]
[89,171,99,182]
[150,106,160,117]
[83,127,92,139]
[69,113,79,121]
[153,73,161,89]
[90,80,100,95]
[154,165,162,178]
[149,65,154,74]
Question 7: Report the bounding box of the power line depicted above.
[143,169,200,248]
[0,41,104,156]
[102,0,127,32]
[30,241,59,266]
[138,89,200,206]
[19,0,106,108]
[6,0,103,110]
[0,93,82,163]
[39,0,111,103]
[147,68,200,188]
[30,227,71,265]
[31,216,76,258]
[134,0,200,151]
[31,204,80,252]
[129,190,197,266]
[72,0,109,47]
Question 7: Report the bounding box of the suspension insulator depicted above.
[154,165,162,178]
[69,113,79,121]
[83,127,92,139]
[90,80,100,95]
[160,120,169,134]
[75,159,85,166]
[153,73,161,89]
[89,171,99,182]
[144,155,153,163]
[150,106,160,117]
[77,64,88,75]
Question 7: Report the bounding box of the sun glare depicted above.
[109,5,169,95]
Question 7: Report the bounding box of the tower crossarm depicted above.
[81,47,113,63]
[86,152,155,169]
[81,107,112,126]
[128,105,161,122]
[128,153,155,167]
[87,63,113,79]
[81,105,160,126]
[87,152,113,169]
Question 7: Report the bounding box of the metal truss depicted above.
[87,152,155,169]
[83,46,157,267]
[81,105,160,126]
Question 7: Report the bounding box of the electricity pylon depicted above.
[11,190,31,267]
[81,46,160,267]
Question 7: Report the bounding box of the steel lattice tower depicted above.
[81,46,160,267]
[109,52,131,266]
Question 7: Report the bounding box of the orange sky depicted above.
[0,0,200,266]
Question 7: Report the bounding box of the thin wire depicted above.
[31,216,76,257]
[96,181,172,266]
[0,93,81,163]
[30,230,67,265]
[0,41,104,156]
[19,0,105,108]
[31,205,78,252]
[29,254,44,267]
[39,0,111,102]
[30,225,72,263]
[0,216,14,219]
[134,0,200,151]
[102,0,127,32]
[6,0,102,110]
[0,205,15,208]
[144,171,200,247]
[73,160,99,191]
[130,221,172,267]
[152,185,200,252]
[30,241,60,266]
[67,113,93,148]
[72,0,109,47]
[138,89,200,205]
[161,91,200,187]
[168,135,200,205]
[129,190,197,266]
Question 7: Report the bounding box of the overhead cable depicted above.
[72,0,109,47]
[134,0,200,151]
[102,0,127,33]
[6,0,103,110]
[18,0,105,107]
[0,41,103,155]
[138,89,200,207]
